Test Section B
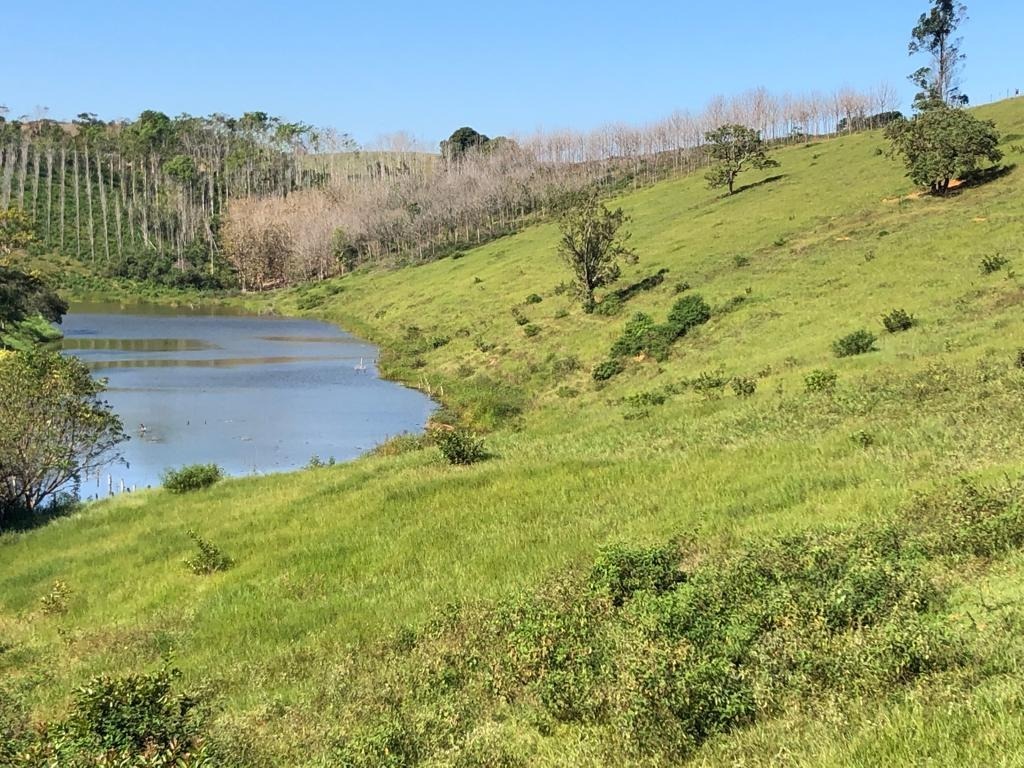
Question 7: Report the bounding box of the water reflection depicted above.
[61,305,435,495]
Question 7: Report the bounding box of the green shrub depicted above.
[525,293,543,304]
[592,358,624,382]
[731,376,757,398]
[433,428,487,465]
[553,307,569,319]
[306,454,337,469]
[673,281,691,294]
[184,530,233,574]
[39,580,71,615]
[882,308,916,333]
[850,430,875,447]
[551,355,581,376]
[980,253,1009,274]
[523,323,541,338]
[593,295,623,316]
[162,464,224,493]
[691,370,727,399]
[510,308,530,326]
[589,543,683,606]
[610,313,657,358]
[372,433,429,457]
[832,329,877,358]
[665,294,711,337]
[805,369,838,393]
[429,335,451,349]
[732,255,750,268]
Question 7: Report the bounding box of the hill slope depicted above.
[3,99,1024,764]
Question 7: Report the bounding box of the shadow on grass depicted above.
[1,499,80,534]
[610,268,670,303]
[957,163,1017,192]
[733,174,787,195]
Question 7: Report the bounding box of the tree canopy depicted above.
[0,264,68,350]
[885,106,1001,195]
[703,125,779,195]
[0,349,126,520]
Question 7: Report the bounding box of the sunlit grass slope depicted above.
[3,99,1024,763]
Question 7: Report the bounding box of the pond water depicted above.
[61,302,435,497]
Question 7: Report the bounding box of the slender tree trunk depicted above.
[73,149,81,259]
[59,147,67,252]
[83,145,96,264]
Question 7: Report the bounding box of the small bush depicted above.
[805,369,838,393]
[592,358,624,382]
[551,356,581,376]
[306,454,337,469]
[589,543,683,606]
[184,530,233,575]
[434,428,487,466]
[850,430,875,447]
[593,295,623,316]
[882,308,916,333]
[523,323,541,338]
[162,464,224,493]
[833,329,877,358]
[511,308,530,326]
[716,294,747,314]
[1016,348,1024,369]
[553,308,569,319]
[610,313,657,358]
[980,253,1009,274]
[525,293,543,304]
[673,281,691,294]
[691,370,727,399]
[430,335,451,349]
[665,294,711,338]
[732,255,751,268]
[731,376,757,398]
[39,580,71,615]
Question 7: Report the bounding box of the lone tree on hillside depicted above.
[909,0,969,110]
[556,196,636,313]
[704,125,779,196]
[0,349,126,521]
[440,127,490,161]
[885,106,1001,195]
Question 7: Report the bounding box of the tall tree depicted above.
[556,195,635,312]
[703,125,779,195]
[909,1,969,109]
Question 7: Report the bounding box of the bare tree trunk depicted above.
[95,147,111,263]
[73,149,81,259]
[83,145,96,264]
[45,148,54,245]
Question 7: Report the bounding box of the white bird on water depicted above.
[354,357,367,373]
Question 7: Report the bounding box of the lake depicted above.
[61,302,436,496]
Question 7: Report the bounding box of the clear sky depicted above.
[4,1,1021,148]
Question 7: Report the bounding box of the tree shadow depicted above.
[733,174,787,195]
[1,498,80,534]
[610,268,669,303]
[956,163,1016,192]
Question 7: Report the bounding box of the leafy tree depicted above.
[556,196,636,312]
[0,206,34,255]
[0,265,68,350]
[440,126,490,161]
[885,106,1001,194]
[0,349,126,520]
[704,125,779,195]
[909,1,969,109]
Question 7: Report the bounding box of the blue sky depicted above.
[4,1,1020,147]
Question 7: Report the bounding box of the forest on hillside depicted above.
[2,85,900,290]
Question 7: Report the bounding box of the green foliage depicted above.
[673,281,692,294]
[851,430,876,448]
[0,264,68,350]
[556,196,636,312]
[882,308,917,333]
[704,124,780,195]
[184,529,233,575]
[592,294,623,316]
[885,107,1002,194]
[610,312,657,358]
[833,329,878,358]
[0,206,35,255]
[908,0,969,108]
[665,294,712,337]
[39,579,71,615]
[433,428,487,466]
[731,376,757,397]
[441,126,491,160]
[511,307,529,326]
[0,350,126,521]
[9,666,212,766]
[306,454,337,469]
[980,253,1009,274]
[162,464,224,493]
[732,254,751,268]
[805,368,839,393]
[589,543,683,605]
[524,293,543,304]
[592,358,624,382]
[523,323,541,338]
[691,370,728,399]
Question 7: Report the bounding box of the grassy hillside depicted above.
[4,99,1024,764]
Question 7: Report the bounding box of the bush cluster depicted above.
[325,477,1024,766]
[184,530,233,575]
[805,368,838,393]
[162,464,224,493]
[980,253,1009,274]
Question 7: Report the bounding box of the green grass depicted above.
[4,98,1024,764]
